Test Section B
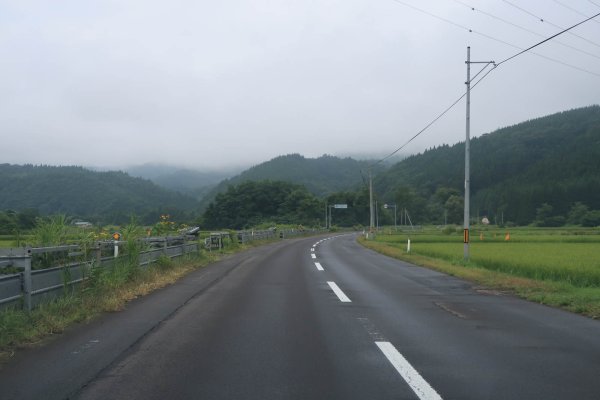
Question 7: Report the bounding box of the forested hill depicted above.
[0,164,199,224]
[125,163,236,199]
[199,154,382,209]
[375,105,600,225]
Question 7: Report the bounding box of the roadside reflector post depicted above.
[407,239,411,253]
[112,232,121,258]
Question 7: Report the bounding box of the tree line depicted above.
[373,105,600,226]
[0,164,198,225]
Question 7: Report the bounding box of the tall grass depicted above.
[0,227,290,360]
[1,248,210,358]
[31,214,70,246]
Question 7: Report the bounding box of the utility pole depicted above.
[369,169,375,235]
[375,201,379,231]
[464,46,471,261]
[464,46,494,260]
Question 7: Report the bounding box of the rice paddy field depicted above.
[373,227,600,288]
[360,226,600,317]
[0,235,32,248]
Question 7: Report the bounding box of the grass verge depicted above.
[358,237,600,320]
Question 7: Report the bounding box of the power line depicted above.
[371,9,600,167]
[552,0,600,24]
[496,10,600,66]
[453,0,600,61]
[501,0,600,49]
[388,0,600,77]
[371,91,468,167]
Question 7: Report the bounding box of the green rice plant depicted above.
[408,241,600,287]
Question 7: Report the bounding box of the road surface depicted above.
[2,233,600,399]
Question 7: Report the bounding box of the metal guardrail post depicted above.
[94,242,102,266]
[20,248,33,311]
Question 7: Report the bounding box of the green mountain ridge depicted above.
[0,164,199,224]
[375,105,600,225]
[3,106,598,228]
[198,154,387,210]
[124,163,238,197]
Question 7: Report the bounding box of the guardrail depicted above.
[236,228,325,243]
[0,236,199,311]
[0,228,327,312]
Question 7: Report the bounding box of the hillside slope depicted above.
[375,105,600,225]
[125,163,237,198]
[0,165,199,224]
[199,154,384,209]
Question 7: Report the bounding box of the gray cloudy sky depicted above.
[1,0,599,169]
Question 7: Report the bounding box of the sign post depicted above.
[329,204,348,228]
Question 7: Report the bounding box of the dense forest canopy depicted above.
[374,105,600,226]
[200,180,374,229]
[198,154,386,210]
[0,164,198,225]
[201,181,324,229]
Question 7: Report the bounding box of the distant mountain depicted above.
[374,105,600,225]
[125,163,239,198]
[0,164,199,224]
[199,154,386,210]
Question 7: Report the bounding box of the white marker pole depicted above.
[114,241,119,258]
[407,239,411,253]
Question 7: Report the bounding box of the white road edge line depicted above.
[327,281,351,303]
[311,254,316,259]
[375,341,442,400]
[314,262,324,271]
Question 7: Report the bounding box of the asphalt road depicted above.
[2,234,600,399]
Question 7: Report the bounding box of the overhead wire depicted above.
[501,0,600,49]
[388,0,600,78]
[453,0,600,61]
[495,10,600,66]
[552,0,600,25]
[370,5,600,167]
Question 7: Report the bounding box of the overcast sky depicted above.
[1,0,599,170]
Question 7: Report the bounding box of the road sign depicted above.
[334,204,348,209]
[112,232,121,241]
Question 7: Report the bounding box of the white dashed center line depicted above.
[311,253,316,259]
[314,262,324,271]
[375,341,442,400]
[327,281,351,302]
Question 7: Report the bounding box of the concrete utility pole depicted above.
[464,46,494,260]
[464,47,471,261]
[369,169,375,235]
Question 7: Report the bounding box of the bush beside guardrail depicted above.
[0,236,198,311]
[0,228,327,311]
